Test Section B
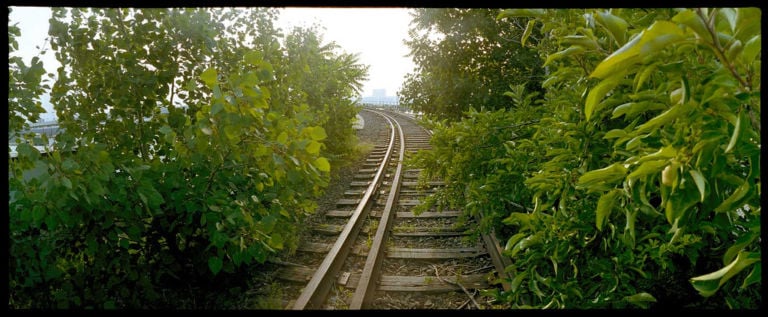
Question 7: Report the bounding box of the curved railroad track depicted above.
[273,108,510,309]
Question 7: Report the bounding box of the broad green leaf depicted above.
[305,140,321,154]
[200,67,218,87]
[511,232,543,257]
[211,102,224,115]
[664,184,698,224]
[635,145,677,164]
[596,189,622,231]
[591,21,685,79]
[725,39,743,61]
[521,19,536,46]
[740,35,761,63]
[634,103,690,136]
[61,176,72,189]
[734,8,761,42]
[603,129,627,139]
[313,157,330,172]
[672,10,710,40]
[208,256,223,275]
[505,232,527,250]
[261,214,277,233]
[741,265,761,289]
[625,292,657,309]
[276,131,288,145]
[244,51,263,66]
[690,251,761,297]
[308,126,327,141]
[585,72,623,121]
[595,11,629,45]
[724,112,741,153]
[723,231,758,265]
[633,63,657,92]
[544,46,585,67]
[714,181,749,213]
[689,169,706,202]
[577,163,628,188]
[590,32,643,79]
[560,35,599,51]
[268,232,284,249]
[158,125,172,135]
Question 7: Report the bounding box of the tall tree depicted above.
[400,8,544,120]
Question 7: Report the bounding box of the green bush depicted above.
[8,8,367,308]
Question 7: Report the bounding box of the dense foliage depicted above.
[404,8,760,308]
[399,8,544,120]
[8,8,367,308]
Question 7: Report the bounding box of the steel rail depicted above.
[291,109,398,310]
[348,109,406,309]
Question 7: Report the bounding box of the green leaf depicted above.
[624,292,657,309]
[61,176,73,189]
[688,169,706,202]
[596,189,622,231]
[590,33,642,79]
[714,181,749,213]
[200,68,218,88]
[627,160,668,182]
[690,251,760,297]
[314,157,330,172]
[741,264,760,289]
[544,46,585,67]
[635,145,677,164]
[306,140,321,154]
[664,184,698,224]
[740,35,761,62]
[208,256,223,275]
[594,11,629,45]
[724,112,741,153]
[505,233,527,250]
[603,129,627,139]
[308,126,327,141]
[268,232,284,249]
[261,214,277,233]
[724,230,759,265]
[521,19,536,46]
[276,131,288,145]
[634,103,690,136]
[672,10,710,40]
[577,163,628,188]
[560,35,599,51]
[612,101,667,119]
[591,21,685,80]
[244,51,263,66]
[511,232,543,257]
[585,72,623,121]
[211,102,224,115]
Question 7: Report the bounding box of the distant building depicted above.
[358,89,399,106]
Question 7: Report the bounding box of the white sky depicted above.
[8,6,416,121]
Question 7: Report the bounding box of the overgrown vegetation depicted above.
[8,7,367,308]
[404,8,760,309]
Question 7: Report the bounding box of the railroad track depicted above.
[274,108,510,309]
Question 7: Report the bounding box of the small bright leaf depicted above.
[314,157,330,172]
[200,68,218,87]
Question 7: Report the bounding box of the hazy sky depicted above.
[8,6,416,121]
